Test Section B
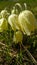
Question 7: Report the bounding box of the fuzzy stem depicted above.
[15,3,22,11]
[24,3,27,10]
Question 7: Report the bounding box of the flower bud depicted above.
[13,31,23,43]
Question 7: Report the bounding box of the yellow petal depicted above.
[0,18,8,32]
[8,14,21,31]
[18,10,37,35]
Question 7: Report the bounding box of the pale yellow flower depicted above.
[8,14,21,31]
[13,31,23,43]
[18,10,37,35]
[1,9,9,18]
[0,18,8,32]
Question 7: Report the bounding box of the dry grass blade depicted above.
[0,42,5,46]
[0,42,8,47]
[22,44,37,65]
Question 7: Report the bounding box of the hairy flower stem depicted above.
[22,44,37,65]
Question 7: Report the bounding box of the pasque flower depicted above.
[8,14,21,31]
[13,31,23,43]
[18,10,37,35]
[0,18,8,32]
